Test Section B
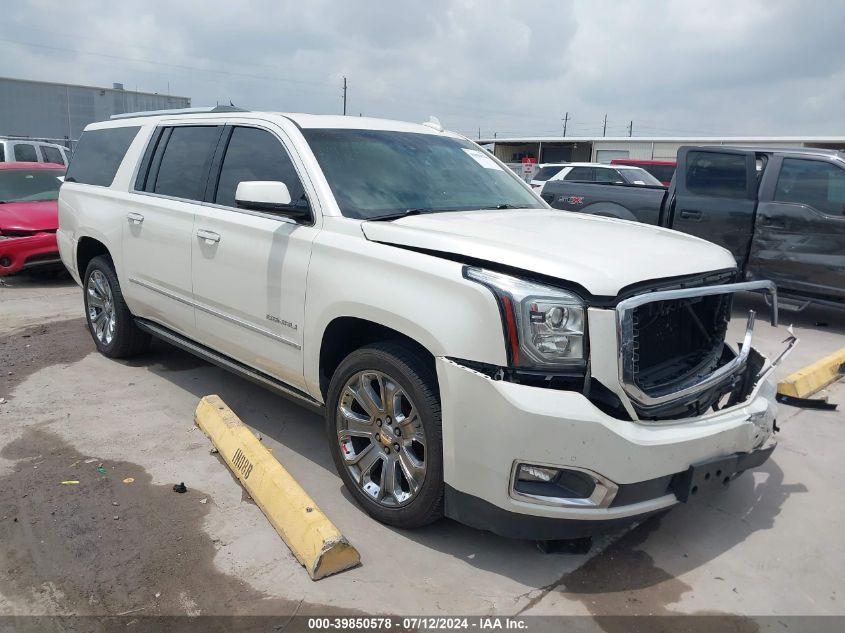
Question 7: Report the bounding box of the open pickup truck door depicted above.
[671,147,758,269]
[748,154,845,302]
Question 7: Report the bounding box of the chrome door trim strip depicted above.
[128,277,301,350]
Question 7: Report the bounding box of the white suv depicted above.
[58,108,784,539]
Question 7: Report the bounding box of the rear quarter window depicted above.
[65,126,141,187]
[41,145,65,165]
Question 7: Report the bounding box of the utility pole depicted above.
[628,120,633,137]
[478,127,481,140]
[342,76,347,115]
[602,114,607,137]
[562,112,570,137]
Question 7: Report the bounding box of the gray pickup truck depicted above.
[542,146,845,307]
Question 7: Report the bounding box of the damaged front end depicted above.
[616,280,794,421]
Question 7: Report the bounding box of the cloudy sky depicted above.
[2,0,843,138]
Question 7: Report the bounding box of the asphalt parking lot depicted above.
[1,274,843,624]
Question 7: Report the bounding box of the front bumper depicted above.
[0,232,60,276]
[437,355,778,539]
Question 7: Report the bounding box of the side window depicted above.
[13,144,38,162]
[775,158,845,216]
[685,151,748,198]
[0,144,5,161]
[65,126,140,187]
[564,167,594,181]
[152,126,221,201]
[214,126,307,209]
[41,145,64,164]
[594,168,623,184]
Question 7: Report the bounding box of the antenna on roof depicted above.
[422,116,443,132]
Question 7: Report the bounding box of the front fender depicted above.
[303,230,507,397]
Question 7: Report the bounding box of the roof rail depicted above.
[110,105,249,120]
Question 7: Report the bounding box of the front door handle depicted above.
[679,209,703,221]
[196,229,221,244]
[127,212,145,224]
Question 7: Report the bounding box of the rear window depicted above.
[685,152,748,198]
[65,126,140,187]
[642,164,676,183]
[14,144,38,162]
[533,165,565,182]
[41,145,64,165]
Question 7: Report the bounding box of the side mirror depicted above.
[235,181,309,220]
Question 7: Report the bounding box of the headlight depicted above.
[464,266,586,369]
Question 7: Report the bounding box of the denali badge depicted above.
[266,314,298,330]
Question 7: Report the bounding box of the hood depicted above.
[361,209,736,297]
[0,200,58,233]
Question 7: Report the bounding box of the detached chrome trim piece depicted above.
[508,461,619,509]
[128,277,301,350]
[615,280,778,409]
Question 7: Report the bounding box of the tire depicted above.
[326,341,444,529]
[83,255,151,358]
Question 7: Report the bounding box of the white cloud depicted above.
[1,0,842,137]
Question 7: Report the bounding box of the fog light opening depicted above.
[512,463,618,508]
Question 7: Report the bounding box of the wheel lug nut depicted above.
[376,419,382,427]
[383,446,390,454]
[394,428,401,437]
[386,416,392,424]
[393,443,400,452]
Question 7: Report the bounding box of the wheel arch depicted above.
[317,316,437,402]
[76,236,111,277]
[580,202,638,221]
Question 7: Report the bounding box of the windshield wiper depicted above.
[369,208,461,222]
[483,203,522,210]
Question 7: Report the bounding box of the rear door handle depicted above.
[679,209,702,221]
[127,212,144,224]
[196,229,221,244]
[760,214,786,228]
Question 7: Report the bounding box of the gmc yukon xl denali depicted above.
[58,109,787,539]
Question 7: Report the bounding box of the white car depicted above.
[538,162,663,192]
[0,137,71,166]
[58,108,784,539]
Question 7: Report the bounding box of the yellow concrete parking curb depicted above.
[194,395,360,580]
[777,347,845,399]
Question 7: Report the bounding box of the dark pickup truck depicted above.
[542,146,845,307]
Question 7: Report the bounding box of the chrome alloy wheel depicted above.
[336,370,427,507]
[86,269,116,346]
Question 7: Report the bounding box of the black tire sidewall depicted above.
[326,343,443,528]
[83,256,143,358]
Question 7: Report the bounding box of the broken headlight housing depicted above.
[465,267,586,369]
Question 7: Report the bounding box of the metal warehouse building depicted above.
[0,76,191,147]
[480,135,845,166]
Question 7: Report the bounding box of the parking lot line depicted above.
[194,394,360,580]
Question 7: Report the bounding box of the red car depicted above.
[610,159,676,186]
[0,162,65,276]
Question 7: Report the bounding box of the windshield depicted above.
[619,167,663,186]
[302,129,544,219]
[0,169,64,202]
[532,165,566,182]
